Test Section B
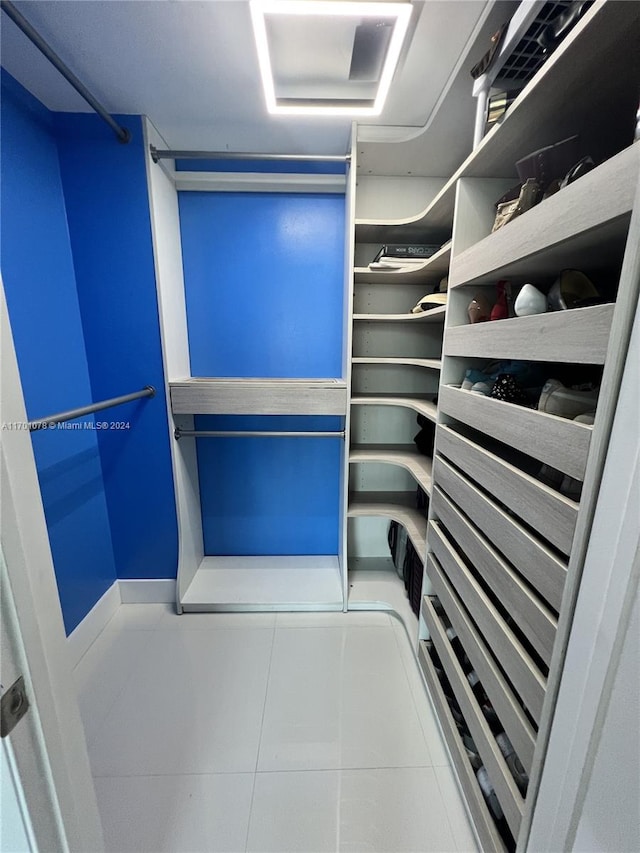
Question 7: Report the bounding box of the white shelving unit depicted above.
[413,2,640,841]
[145,120,355,614]
[343,2,640,846]
[347,176,449,631]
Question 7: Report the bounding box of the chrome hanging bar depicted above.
[1,1,130,144]
[150,146,349,164]
[29,386,155,431]
[175,428,345,441]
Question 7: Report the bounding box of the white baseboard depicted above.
[118,578,176,604]
[67,580,121,668]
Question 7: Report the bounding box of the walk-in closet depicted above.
[1,1,639,851]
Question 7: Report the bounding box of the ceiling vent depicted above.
[250,1,412,116]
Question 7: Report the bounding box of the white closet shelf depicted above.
[354,242,451,283]
[170,377,347,416]
[439,385,592,481]
[445,304,615,365]
[355,0,638,240]
[351,395,437,421]
[346,557,418,636]
[352,357,441,370]
[181,556,343,611]
[353,307,446,323]
[349,444,433,494]
[348,492,427,560]
[449,144,640,288]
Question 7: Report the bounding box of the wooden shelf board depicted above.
[444,304,615,365]
[352,357,441,370]
[181,556,343,611]
[351,395,437,421]
[349,444,433,493]
[449,145,640,288]
[353,306,446,323]
[348,492,427,558]
[170,377,347,416]
[355,1,639,239]
[439,385,592,481]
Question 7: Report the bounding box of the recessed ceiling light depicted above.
[250,0,412,117]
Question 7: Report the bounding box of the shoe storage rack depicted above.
[353,1,640,849]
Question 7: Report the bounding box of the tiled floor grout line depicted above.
[244,622,278,852]
[389,619,448,769]
[82,627,159,748]
[433,766,476,853]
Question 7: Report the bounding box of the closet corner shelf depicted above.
[351,395,437,422]
[449,144,640,288]
[444,303,615,365]
[349,444,433,494]
[169,377,347,416]
[352,357,441,370]
[181,555,343,611]
[439,385,592,481]
[354,242,451,283]
[347,492,427,560]
[353,306,446,323]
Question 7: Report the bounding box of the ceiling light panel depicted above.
[250,0,412,116]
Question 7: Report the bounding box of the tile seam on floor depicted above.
[390,616,450,768]
[434,765,481,853]
[245,621,278,853]
[81,627,158,745]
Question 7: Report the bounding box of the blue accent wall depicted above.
[55,113,178,580]
[195,416,342,555]
[1,72,117,633]
[179,192,345,377]
[179,190,345,555]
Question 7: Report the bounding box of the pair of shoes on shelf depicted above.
[538,378,598,421]
[496,732,529,795]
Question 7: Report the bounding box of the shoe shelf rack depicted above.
[416,14,640,845]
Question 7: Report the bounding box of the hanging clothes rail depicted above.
[29,386,155,431]
[174,428,345,440]
[1,0,130,144]
[150,146,349,163]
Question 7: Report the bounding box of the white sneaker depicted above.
[538,379,599,420]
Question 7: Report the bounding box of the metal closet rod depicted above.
[175,428,345,440]
[1,0,131,144]
[150,146,349,164]
[29,386,155,431]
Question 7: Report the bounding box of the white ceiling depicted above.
[0,0,517,176]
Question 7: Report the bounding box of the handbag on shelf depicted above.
[491,178,542,232]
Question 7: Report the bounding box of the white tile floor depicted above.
[74,604,478,853]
